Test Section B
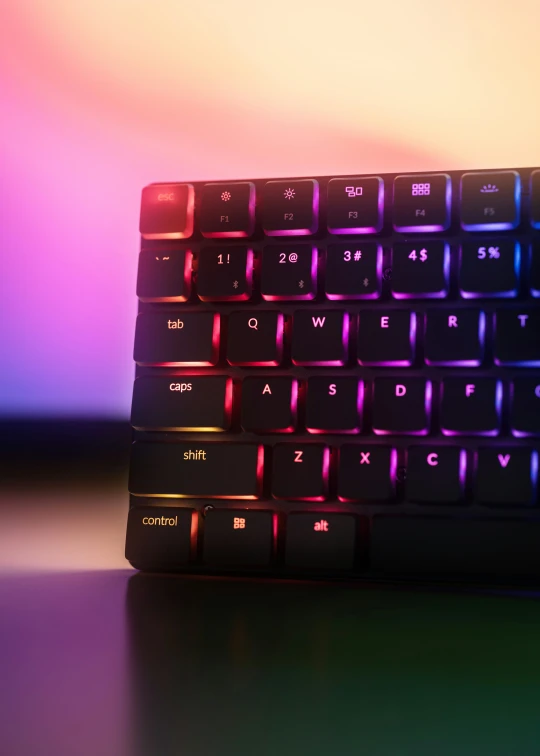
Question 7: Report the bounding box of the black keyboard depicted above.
[126,169,540,584]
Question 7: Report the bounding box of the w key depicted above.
[291,311,349,365]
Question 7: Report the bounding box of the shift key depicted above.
[134,311,220,366]
[129,442,263,499]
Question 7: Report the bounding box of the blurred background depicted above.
[0,0,539,569]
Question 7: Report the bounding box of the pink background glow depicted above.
[1,1,539,417]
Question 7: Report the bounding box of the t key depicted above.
[460,240,519,297]
[291,311,349,366]
[372,378,431,435]
[261,245,317,300]
[494,309,540,366]
[441,378,502,435]
[227,311,284,366]
[272,444,329,501]
[197,246,253,301]
[357,310,416,366]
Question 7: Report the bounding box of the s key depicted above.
[134,312,219,366]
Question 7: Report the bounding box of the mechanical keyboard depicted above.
[126,168,540,583]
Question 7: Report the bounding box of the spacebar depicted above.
[129,442,263,499]
[371,517,540,577]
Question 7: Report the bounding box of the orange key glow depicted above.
[140,183,194,240]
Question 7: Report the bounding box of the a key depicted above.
[271,444,329,501]
[325,243,382,299]
[326,177,384,234]
[337,445,396,502]
[494,309,540,366]
[199,182,255,238]
[372,378,431,435]
[140,183,194,239]
[133,312,219,366]
[305,377,362,433]
[393,173,451,232]
[197,246,253,301]
[241,377,298,433]
[291,310,349,366]
[357,310,416,366]
[531,171,540,229]
[476,448,538,506]
[129,442,263,499]
[131,375,232,431]
[285,514,357,570]
[511,379,540,437]
[371,517,540,577]
[202,510,274,567]
[125,506,195,568]
[440,378,502,435]
[261,245,317,300]
[424,309,485,366]
[531,242,540,296]
[261,179,318,235]
[227,310,284,366]
[391,242,450,299]
[459,240,519,297]
[406,446,466,504]
[460,170,520,231]
[137,249,192,302]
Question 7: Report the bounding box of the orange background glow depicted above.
[1,0,540,416]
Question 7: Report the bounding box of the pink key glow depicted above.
[358,312,416,367]
[228,313,284,367]
[197,250,254,302]
[327,177,384,234]
[294,446,330,502]
[392,244,450,300]
[424,310,485,367]
[373,380,432,436]
[292,313,349,367]
[262,248,317,301]
[150,313,220,367]
[326,245,383,300]
[201,182,256,238]
[264,180,319,236]
[306,380,363,434]
[441,380,503,437]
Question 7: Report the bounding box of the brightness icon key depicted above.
[460,171,521,231]
[262,179,319,235]
[200,182,256,238]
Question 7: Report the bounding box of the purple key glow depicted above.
[292,313,349,367]
[459,449,467,489]
[424,310,485,367]
[262,247,317,301]
[393,174,451,233]
[532,451,539,492]
[306,380,363,434]
[441,380,503,437]
[326,245,383,300]
[392,243,450,300]
[460,173,521,231]
[359,312,416,367]
[328,177,384,234]
[265,180,319,236]
[460,243,520,299]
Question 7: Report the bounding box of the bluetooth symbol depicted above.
[232,280,239,289]
[354,250,362,261]
[298,280,305,289]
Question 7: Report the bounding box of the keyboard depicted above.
[126,168,540,584]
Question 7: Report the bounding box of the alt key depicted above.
[285,513,357,570]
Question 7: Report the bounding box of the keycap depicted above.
[285,514,356,570]
[262,179,318,235]
[305,377,362,433]
[125,506,195,567]
[271,444,329,501]
[424,309,485,366]
[357,310,416,366]
[476,448,538,506]
[440,378,502,436]
[459,240,519,298]
[460,170,520,231]
[133,311,219,366]
[531,242,540,296]
[199,182,255,238]
[326,177,384,234]
[511,379,540,437]
[197,246,253,301]
[391,242,449,299]
[530,170,540,229]
[261,245,317,300]
[291,310,349,366]
[325,243,382,299]
[337,445,396,502]
[393,173,451,232]
[372,378,431,435]
[371,517,540,577]
[203,509,274,566]
[136,249,192,302]
[241,377,297,433]
[140,183,194,239]
[131,375,232,431]
[494,309,540,366]
[129,442,263,499]
[406,446,466,504]
[227,311,284,366]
